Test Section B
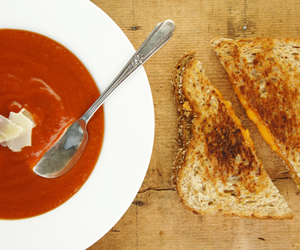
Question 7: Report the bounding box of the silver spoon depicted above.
[33,20,175,178]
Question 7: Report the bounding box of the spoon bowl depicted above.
[33,119,87,177]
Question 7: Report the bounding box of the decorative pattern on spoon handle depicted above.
[80,20,175,124]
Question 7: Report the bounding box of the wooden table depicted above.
[88,0,300,249]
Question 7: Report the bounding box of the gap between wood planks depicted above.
[137,175,291,196]
[138,187,176,194]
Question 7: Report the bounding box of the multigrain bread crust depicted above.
[212,37,300,189]
[172,51,293,219]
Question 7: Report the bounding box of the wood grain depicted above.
[88,0,300,249]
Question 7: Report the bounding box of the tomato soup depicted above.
[0,29,104,219]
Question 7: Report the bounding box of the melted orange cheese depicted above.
[231,85,300,188]
[234,86,281,152]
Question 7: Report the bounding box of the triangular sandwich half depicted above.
[212,37,300,189]
[172,51,293,219]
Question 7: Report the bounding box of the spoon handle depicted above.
[80,20,175,123]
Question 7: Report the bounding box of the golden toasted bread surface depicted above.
[172,51,293,219]
[212,36,300,189]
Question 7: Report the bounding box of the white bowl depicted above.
[0,0,154,249]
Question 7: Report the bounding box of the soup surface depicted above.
[0,29,104,219]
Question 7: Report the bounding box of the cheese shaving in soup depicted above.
[0,115,23,143]
[20,108,36,128]
[0,108,34,152]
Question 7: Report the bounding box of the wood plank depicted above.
[91,179,300,249]
[89,0,300,249]
[91,0,298,189]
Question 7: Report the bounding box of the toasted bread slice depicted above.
[172,51,293,219]
[212,37,300,189]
